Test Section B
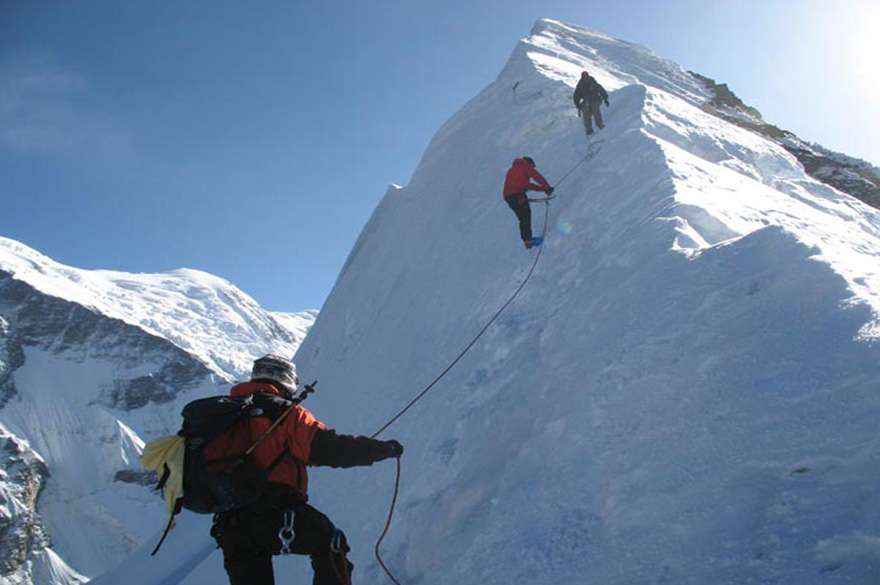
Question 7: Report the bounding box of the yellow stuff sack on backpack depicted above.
[141,435,185,515]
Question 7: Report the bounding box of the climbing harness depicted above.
[279,509,351,585]
[369,147,599,585]
[148,382,318,557]
[330,529,345,553]
[278,508,352,585]
[278,510,296,554]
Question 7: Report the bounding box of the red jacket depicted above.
[503,158,550,198]
[202,382,326,500]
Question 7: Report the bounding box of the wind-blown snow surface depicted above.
[0,237,316,584]
[97,18,880,585]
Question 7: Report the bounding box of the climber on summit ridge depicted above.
[573,70,609,136]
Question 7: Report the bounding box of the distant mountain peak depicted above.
[0,236,316,584]
[0,236,314,380]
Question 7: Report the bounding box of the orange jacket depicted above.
[503,158,550,198]
[202,382,325,500]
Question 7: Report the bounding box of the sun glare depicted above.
[851,3,880,98]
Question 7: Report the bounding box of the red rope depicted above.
[374,457,403,585]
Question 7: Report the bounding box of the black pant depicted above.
[505,193,532,242]
[212,500,353,585]
[579,100,604,135]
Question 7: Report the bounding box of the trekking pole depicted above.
[295,380,318,405]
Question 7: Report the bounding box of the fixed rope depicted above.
[552,140,600,190]
[370,200,550,440]
[370,147,596,585]
[373,457,403,585]
[371,202,549,585]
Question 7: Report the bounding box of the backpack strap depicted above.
[150,499,183,556]
[202,402,297,475]
[265,443,291,472]
[241,403,297,459]
[239,383,317,461]
[155,463,171,492]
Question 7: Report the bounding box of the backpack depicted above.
[147,383,316,556]
[176,391,293,514]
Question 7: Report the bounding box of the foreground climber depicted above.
[573,70,609,136]
[502,156,553,248]
[209,354,403,585]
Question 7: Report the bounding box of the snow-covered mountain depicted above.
[690,72,880,210]
[0,236,316,584]
[94,17,880,585]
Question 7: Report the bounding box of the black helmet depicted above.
[522,156,536,166]
[251,353,299,395]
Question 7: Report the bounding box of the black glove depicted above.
[604,98,610,107]
[384,440,403,458]
[545,186,554,195]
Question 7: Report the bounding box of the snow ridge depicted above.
[292,17,880,585]
[92,17,880,585]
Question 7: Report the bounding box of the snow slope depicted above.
[0,238,316,584]
[94,18,880,585]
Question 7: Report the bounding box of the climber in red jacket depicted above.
[208,354,403,585]
[503,156,553,248]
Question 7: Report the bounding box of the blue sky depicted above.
[2,0,878,312]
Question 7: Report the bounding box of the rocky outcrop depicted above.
[0,271,213,411]
[0,428,50,577]
[113,470,157,486]
[0,271,213,579]
[0,316,24,408]
[0,241,316,584]
[782,145,880,208]
[691,71,880,209]
[102,359,207,410]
